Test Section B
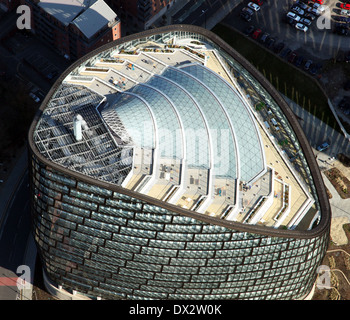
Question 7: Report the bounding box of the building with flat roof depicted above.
[28,25,331,300]
[22,0,121,60]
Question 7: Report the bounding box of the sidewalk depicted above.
[0,146,36,300]
[284,95,350,221]
[155,0,242,30]
[205,0,243,30]
[0,146,28,227]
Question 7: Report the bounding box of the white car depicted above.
[295,23,308,32]
[341,9,350,16]
[313,3,325,13]
[286,11,301,22]
[247,2,260,11]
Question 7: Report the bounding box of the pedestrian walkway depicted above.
[0,145,36,300]
[205,0,242,30]
[284,95,350,221]
[0,146,28,228]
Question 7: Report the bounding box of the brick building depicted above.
[21,0,121,60]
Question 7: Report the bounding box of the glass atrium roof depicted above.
[33,31,318,229]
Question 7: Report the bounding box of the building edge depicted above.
[27,24,331,240]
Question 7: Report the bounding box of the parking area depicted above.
[224,0,350,69]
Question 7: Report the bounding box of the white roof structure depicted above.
[72,0,117,39]
[38,0,96,26]
[38,0,117,38]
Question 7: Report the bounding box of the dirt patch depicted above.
[324,168,350,199]
[313,223,350,300]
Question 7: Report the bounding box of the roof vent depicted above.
[73,114,83,141]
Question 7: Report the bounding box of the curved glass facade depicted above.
[28,26,331,300]
[30,155,329,300]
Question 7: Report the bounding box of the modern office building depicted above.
[21,0,121,60]
[28,25,331,300]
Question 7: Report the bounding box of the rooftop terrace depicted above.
[33,34,317,229]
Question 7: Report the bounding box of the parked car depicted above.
[312,0,324,4]
[292,6,305,16]
[312,3,325,13]
[295,1,308,10]
[341,3,350,10]
[341,9,350,16]
[307,7,321,16]
[295,55,304,67]
[265,37,275,49]
[334,23,348,35]
[338,97,350,109]
[46,70,58,80]
[251,28,262,39]
[260,32,269,43]
[286,17,296,26]
[310,63,321,76]
[288,51,297,63]
[316,142,329,152]
[244,25,255,36]
[304,59,312,70]
[295,23,308,32]
[304,12,316,20]
[336,16,350,22]
[248,2,260,11]
[274,42,285,54]
[280,48,291,58]
[286,11,301,21]
[300,17,312,26]
[295,22,309,32]
[252,0,263,5]
[242,7,254,15]
[29,92,40,103]
[240,11,252,22]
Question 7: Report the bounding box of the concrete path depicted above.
[285,96,350,221]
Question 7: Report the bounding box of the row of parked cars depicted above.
[284,0,326,32]
[243,23,322,78]
[333,1,350,35]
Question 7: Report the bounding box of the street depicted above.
[0,171,33,300]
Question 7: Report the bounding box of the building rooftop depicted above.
[38,0,117,37]
[38,0,96,26]
[72,0,117,39]
[33,33,318,230]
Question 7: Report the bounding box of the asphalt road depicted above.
[0,171,31,300]
[173,0,230,26]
